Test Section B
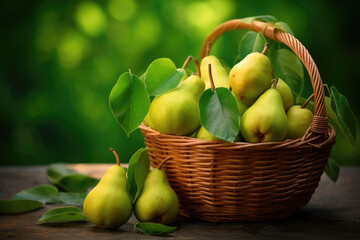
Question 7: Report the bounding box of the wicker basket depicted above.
[139,19,336,222]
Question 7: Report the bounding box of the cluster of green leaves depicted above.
[109,58,187,136]
[0,151,176,236]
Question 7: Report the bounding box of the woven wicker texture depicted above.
[140,19,336,222]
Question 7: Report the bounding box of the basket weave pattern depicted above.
[139,19,336,222]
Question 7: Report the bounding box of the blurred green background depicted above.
[1,0,359,166]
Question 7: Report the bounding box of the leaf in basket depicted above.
[109,71,150,136]
[144,58,186,96]
[199,88,240,142]
[274,22,295,36]
[272,48,304,99]
[234,31,267,63]
[325,157,340,182]
[127,148,150,202]
[241,15,277,24]
[330,86,358,147]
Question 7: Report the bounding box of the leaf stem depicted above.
[261,42,270,55]
[301,93,314,109]
[181,56,192,69]
[208,64,216,92]
[158,157,171,170]
[109,147,120,165]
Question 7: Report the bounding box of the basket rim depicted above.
[139,123,336,150]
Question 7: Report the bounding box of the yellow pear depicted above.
[240,80,288,142]
[148,75,205,135]
[230,43,272,102]
[286,105,313,139]
[83,148,132,229]
[200,55,230,89]
[271,78,294,111]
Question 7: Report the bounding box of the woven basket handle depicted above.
[200,19,328,135]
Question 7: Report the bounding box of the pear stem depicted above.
[272,78,279,89]
[301,93,314,109]
[128,69,132,75]
[109,147,120,166]
[206,42,212,57]
[193,57,201,77]
[182,56,192,69]
[261,43,270,55]
[208,64,216,92]
[158,157,171,170]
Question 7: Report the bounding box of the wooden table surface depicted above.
[0,165,359,240]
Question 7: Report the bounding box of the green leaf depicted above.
[235,31,267,63]
[0,199,43,214]
[199,88,240,142]
[58,192,87,206]
[325,157,340,182]
[58,174,99,193]
[135,222,177,236]
[12,185,60,204]
[273,48,304,98]
[330,86,358,147]
[127,148,150,202]
[109,72,150,136]
[145,58,185,96]
[38,207,87,223]
[241,15,277,24]
[47,164,78,184]
[274,22,294,36]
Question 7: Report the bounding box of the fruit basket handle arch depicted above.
[200,19,328,135]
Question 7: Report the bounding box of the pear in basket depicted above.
[286,105,313,139]
[134,159,179,225]
[271,78,294,111]
[83,148,132,229]
[230,43,273,103]
[200,55,230,89]
[148,74,205,135]
[240,79,288,142]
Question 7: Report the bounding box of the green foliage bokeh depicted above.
[1,0,359,165]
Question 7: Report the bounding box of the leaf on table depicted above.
[58,192,87,206]
[144,58,185,96]
[272,48,304,99]
[57,174,99,193]
[135,222,177,236]
[47,164,78,184]
[199,88,240,142]
[0,199,43,214]
[325,157,340,182]
[38,206,87,223]
[127,148,150,202]
[109,71,150,136]
[234,31,267,63]
[12,185,61,204]
[330,86,358,148]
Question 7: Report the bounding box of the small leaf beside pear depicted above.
[38,207,87,223]
[135,222,177,236]
[0,199,43,214]
[12,185,61,204]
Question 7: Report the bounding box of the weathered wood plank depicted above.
[0,166,359,239]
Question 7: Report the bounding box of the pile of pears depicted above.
[83,148,179,229]
[144,43,313,143]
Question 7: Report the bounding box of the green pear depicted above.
[286,105,313,139]
[83,148,132,229]
[200,55,230,89]
[195,126,222,141]
[240,81,288,143]
[148,75,205,135]
[134,164,179,225]
[271,78,293,110]
[230,43,272,102]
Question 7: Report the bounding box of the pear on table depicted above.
[230,43,273,103]
[134,158,179,225]
[240,79,288,143]
[83,148,132,229]
[148,74,205,135]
